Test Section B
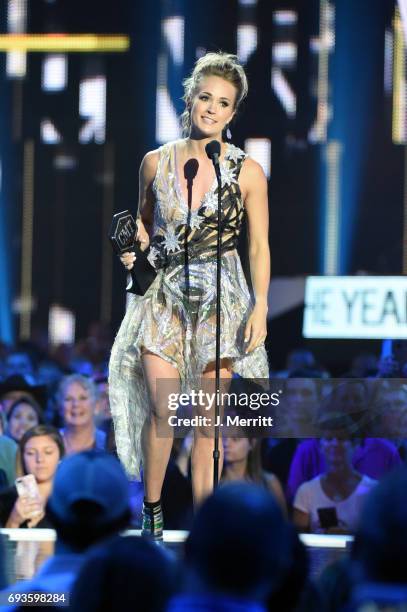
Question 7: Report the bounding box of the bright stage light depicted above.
[155,49,182,144]
[0,34,129,52]
[7,0,26,31]
[41,119,62,144]
[308,0,335,144]
[163,17,184,66]
[237,25,257,64]
[393,7,406,143]
[6,0,27,78]
[397,0,407,43]
[384,29,393,95]
[48,305,76,346]
[271,67,296,117]
[245,139,271,179]
[272,42,297,68]
[156,86,181,144]
[6,50,26,77]
[79,76,106,144]
[273,10,297,26]
[323,141,342,275]
[42,54,67,92]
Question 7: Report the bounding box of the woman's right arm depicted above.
[121,150,159,271]
[292,507,310,532]
[292,481,311,531]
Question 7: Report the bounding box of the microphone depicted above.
[205,140,221,182]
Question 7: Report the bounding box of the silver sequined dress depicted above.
[109,140,269,479]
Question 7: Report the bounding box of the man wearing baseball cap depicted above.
[0,450,131,607]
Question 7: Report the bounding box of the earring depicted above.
[226,124,232,140]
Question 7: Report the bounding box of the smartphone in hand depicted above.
[15,475,42,516]
[317,506,339,530]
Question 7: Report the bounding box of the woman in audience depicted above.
[0,425,64,528]
[58,374,106,455]
[293,415,377,534]
[222,424,287,514]
[6,397,43,443]
[287,380,401,502]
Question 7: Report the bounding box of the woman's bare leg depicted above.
[191,358,232,506]
[141,351,180,502]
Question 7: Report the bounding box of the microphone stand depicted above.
[213,162,222,489]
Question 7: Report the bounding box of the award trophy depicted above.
[109,210,156,295]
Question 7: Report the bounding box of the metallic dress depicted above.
[109,140,269,479]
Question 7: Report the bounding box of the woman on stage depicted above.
[109,52,270,540]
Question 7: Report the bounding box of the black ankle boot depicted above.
[141,499,163,541]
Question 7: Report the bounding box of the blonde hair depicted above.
[180,51,248,137]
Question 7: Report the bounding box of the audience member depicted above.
[168,483,292,611]
[0,450,132,604]
[319,467,407,611]
[6,398,43,443]
[287,380,401,502]
[222,426,287,514]
[0,376,47,415]
[161,435,194,530]
[267,524,323,612]
[262,372,323,489]
[4,351,36,382]
[377,339,407,378]
[352,466,407,583]
[293,415,377,533]
[348,351,378,378]
[57,374,106,454]
[276,349,317,378]
[372,380,407,459]
[93,375,111,429]
[0,436,17,488]
[70,535,176,612]
[0,425,64,528]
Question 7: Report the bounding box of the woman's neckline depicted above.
[319,472,363,503]
[173,139,231,213]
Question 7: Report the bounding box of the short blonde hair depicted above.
[180,51,248,137]
[57,374,97,407]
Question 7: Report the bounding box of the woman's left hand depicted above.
[244,302,268,354]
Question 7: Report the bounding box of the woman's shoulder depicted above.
[0,435,18,452]
[236,147,266,179]
[262,471,284,495]
[261,470,277,487]
[142,149,160,171]
[147,138,182,160]
[293,475,322,509]
[141,140,181,178]
[296,475,322,495]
